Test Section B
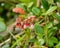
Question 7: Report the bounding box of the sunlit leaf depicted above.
[27,2,34,8]
[47,0,54,4]
[45,6,57,15]
[55,42,60,48]
[46,22,53,28]
[39,39,45,45]
[18,0,36,5]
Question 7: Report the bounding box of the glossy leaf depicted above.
[55,42,60,48]
[32,7,41,16]
[34,23,43,34]
[48,27,57,37]
[0,21,6,32]
[45,6,57,15]
[27,2,34,8]
[41,0,49,10]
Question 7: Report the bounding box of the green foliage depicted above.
[0,21,6,32]
[48,37,58,47]
[53,14,60,22]
[0,35,3,41]
[34,23,43,35]
[32,7,41,16]
[46,22,53,28]
[18,0,36,5]
[0,17,4,22]
[48,27,57,37]
[29,38,37,42]
[45,6,57,15]
[27,2,34,8]
[41,0,49,10]
[0,0,60,48]
[0,7,3,13]
[55,42,60,48]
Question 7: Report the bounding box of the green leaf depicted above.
[32,7,41,16]
[0,7,3,13]
[47,0,54,4]
[55,23,60,29]
[18,0,31,3]
[0,17,4,22]
[39,39,45,45]
[53,14,60,22]
[27,2,34,8]
[18,0,36,5]
[55,42,60,48]
[34,23,43,34]
[11,34,26,48]
[46,22,53,28]
[29,38,37,42]
[41,0,49,10]
[0,35,3,41]
[50,37,58,44]
[45,6,57,15]
[48,27,57,37]
[48,39,54,47]
[0,21,6,32]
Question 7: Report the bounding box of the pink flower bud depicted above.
[13,8,26,14]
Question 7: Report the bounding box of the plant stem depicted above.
[37,0,40,7]
[44,15,48,46]
[11,34,26,48]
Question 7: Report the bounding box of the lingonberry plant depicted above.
[11,0,60,48]
[1,0,59,48]
[10,1,60,48]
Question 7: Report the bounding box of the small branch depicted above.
[0,32,24,46]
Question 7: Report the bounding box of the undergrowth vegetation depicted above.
[0,0,60,48]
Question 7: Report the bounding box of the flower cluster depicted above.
[13,7,36,30]
[15,16,36,30]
